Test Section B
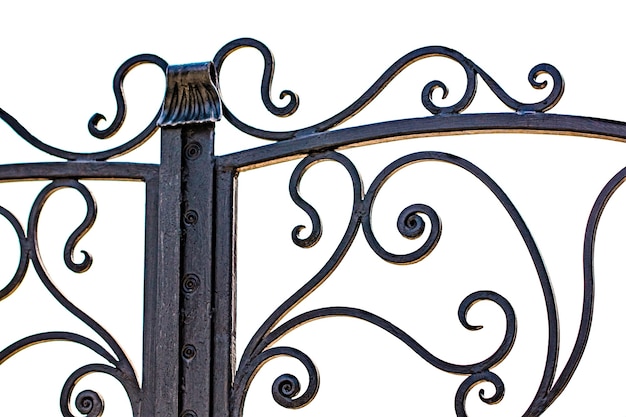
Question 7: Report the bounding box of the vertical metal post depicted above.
[178,123,216,417]
[154,128,183,417]
[212,166,237,417]
[157,62,222,417]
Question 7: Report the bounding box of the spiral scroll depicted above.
[232,149,560,415]
[214,38,564,141]
[0,54,167,161]
[0,180,140,415]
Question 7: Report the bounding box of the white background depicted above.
[1,1,626,416]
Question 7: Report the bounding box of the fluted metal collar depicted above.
[158,61,222,127]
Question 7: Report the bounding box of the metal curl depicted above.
[88,54,168,139]
[0,206,28,300]
[233,304,513,416]
[0,54,167,161]
[214,38,299,119]
[288,151,365,248]
[237,151,363,401]
[232,346,319,416]
[61,363,140,417]
[458,291,517,366]
[1,335,137,415]
[26,180,136,377]
[259,303,515,377]
[396,204,428,238]
[475,63,564,113]
[454,371,505,417]
[272,373,301,407]
[62,184,97,273]
[361,160,442,264]
[360,150,558,413]
[213,39,564,140]
[27,180,97,273]
[74,390,104,417]
[289,156,324,248]
[421,79,450,114]
[418,54,477,115]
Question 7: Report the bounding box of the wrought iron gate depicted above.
[1,38,625,416]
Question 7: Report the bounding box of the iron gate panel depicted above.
[1,38,626,416]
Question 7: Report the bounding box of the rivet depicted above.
[182,344,197,360]
[183,210,198,225]
[182,274,200,294]
[180,410,197,417]
[184,142,202,160]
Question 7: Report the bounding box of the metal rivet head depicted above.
[183,210,198,225]
[182,274,200,294]
[184,142,202,160]
[180,410,197,417]
[182,344,197,360]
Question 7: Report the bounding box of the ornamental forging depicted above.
[0,38,623,416]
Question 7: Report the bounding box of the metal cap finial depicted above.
[158,62,222,127]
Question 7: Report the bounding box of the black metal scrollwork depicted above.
[0,180,140,416]
[0,54,167,161]
[232,150,564,416]
[214,38,564,141]
[216,39,616,416]
[230,140,623,415]
[2,36,619,416]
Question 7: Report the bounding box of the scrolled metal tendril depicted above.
[88,54,167,139]
[458,291,516,367]
[272,374,301,404]
[61,363,140,417]
[213,38,564,141]
[238,295,512,415]
[59,183,97,273]
[0,54,167,161]
[241,153,362,359]
[289,156,327,248]
[397,204,427,238]
[455,371,505,417]
[235,149,562,416]
[25,179,96,273]
[24,180,138,388]
[0,206,28,300]
[74,390,104,417]
[235,152,362,416]
[257,292,515,378]
[214,38,299,118]
[361,165,442,264]
[19,178,141,415]
[476,63,564,114]
[233,346,319,416]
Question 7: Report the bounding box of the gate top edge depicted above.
[212,38,565,142]
[5,37,626,163]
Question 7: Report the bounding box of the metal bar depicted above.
[212,165,237,417]
[140,170,160,417]
[178,123,216,417]
[0,162,158,182]
[219,113,626,171]
[153,128,183,417]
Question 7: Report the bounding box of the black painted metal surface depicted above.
[0,38,624,416]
